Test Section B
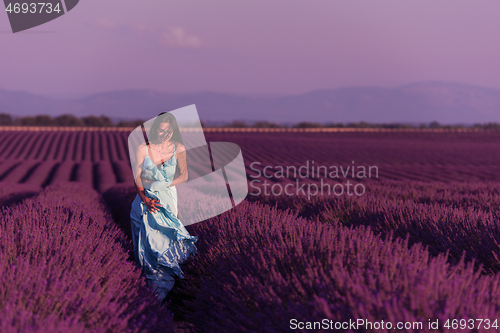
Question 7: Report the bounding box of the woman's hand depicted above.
[143,196,162,213]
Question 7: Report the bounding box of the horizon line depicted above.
[2,79,500,101]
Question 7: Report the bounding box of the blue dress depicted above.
[130,143,198,301]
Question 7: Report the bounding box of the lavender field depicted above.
[2,128,500,332]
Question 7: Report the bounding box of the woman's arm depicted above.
[133,144,147,200]
[168,143,188,187]
[134,144,161,213]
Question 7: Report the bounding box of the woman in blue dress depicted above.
[130,112,198,303]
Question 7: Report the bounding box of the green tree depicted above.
[225,121,248,128]
[82,115,113,127]
[325,122,345,128]
[17,115,54,126]
[117,119,145,127]
[293,121,322,128]
[0,113,13,125]
[483,122,500,130]
[254,121,281,128]
[54,114,83,126]
[429,121,440,128]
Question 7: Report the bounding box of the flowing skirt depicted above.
[130,185,198,301]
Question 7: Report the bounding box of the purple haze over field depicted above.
[1,0,500,122]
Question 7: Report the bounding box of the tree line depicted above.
[0,113,143,127]
[225,120,500,129]
[1,113,500,129]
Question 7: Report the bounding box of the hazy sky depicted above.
[1,0,500,98]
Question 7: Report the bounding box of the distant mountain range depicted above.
[1,81,500,124]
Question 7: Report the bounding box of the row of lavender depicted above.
[205,131,500,182]
[0,130,133,193]
[4,130,500,193]
[0,160,132,193]
[248,180,500,275]
[0,182,173,333]
[3,130,500,169]
[0,131,129,162]
[104,181,500,332]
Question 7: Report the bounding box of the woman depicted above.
[130,112,198,303]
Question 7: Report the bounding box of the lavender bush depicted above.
[102,183,138,256]
[4,160,41,184]
[248,180,500,275]
[73,131,84,162]
[95,161,117,193]
[52,132,69,161]
[44,132,62,160]
[2,130,500,190]
[82,132,92,161]
[33,132,54,160]
[75,160,93,188]
[98,132,111,161]
[50,161,75,183]
[117,133,130,161]
[0,182,174,333]
[0,160,21,181]
[112,161,134,184]
[0,181,41,206]
[23,160,59,187]
[4,129,500,332]
[177,200,500,333]
[102,179,500,332]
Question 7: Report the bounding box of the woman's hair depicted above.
[147,112,184,146]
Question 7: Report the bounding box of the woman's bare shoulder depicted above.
[136,143,148,157]
[176,142,187,153]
